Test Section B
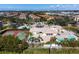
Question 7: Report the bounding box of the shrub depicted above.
[58,39,79,47]
[0,35,29,53]
[46,37,56,44]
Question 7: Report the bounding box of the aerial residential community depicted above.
[0,4,79,54]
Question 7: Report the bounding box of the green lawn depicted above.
[22,48,79,54]
[0,48,79,54]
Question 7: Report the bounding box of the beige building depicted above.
[74,15,79,22]
[29,14,40,20]
[18,13,27,19]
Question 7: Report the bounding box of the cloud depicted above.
[49,4,61,8]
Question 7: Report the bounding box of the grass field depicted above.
[1,48,79,54]
[22,48,79,54]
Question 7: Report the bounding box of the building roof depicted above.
[1,29,29,34]
[1,29,29,40]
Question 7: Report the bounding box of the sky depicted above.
[0,4,79,11]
